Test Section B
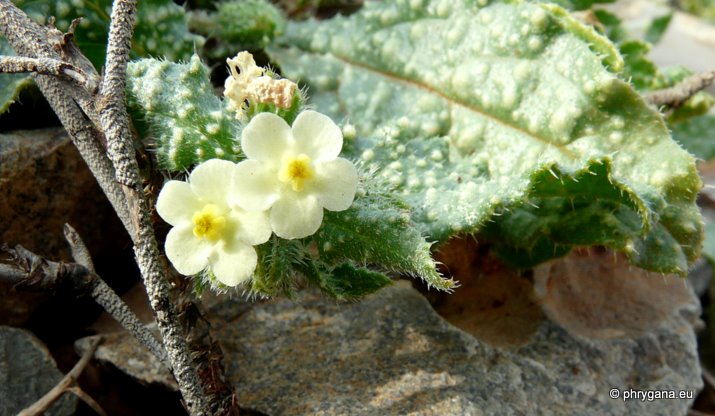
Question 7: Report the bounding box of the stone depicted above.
[688,259,712,299]
[74,288,255,391]
[75,327,176,390]
[0,326,76,415]
[431,236,545,347]
[0,128,131,326]
[0,128,98,261]
[533,248,701,339]
[77,256,702,415]
[220,279,701,415]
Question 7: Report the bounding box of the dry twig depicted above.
[18,337,104,416]
[0,0,134,241]
[0,0,224,412]
[0,55,97,92]
[63,224,169,366]
[0,236,168,366]
[645,69,715,110]
[65,386,108,416]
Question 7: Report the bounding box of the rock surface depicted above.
[0,128,132,326]
[0,326,76,415]
[0,128,100,262]
[75,328,176,389]
[533,248,701,340]
[431,237,545,347]
[219,281,701,415]
[76,264,703,415]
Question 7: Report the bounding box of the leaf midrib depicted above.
[291,46,580,160]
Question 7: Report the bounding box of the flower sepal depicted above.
[243,85,305,126]
[247,234,394,300]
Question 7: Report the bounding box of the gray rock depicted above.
[0,326,76,415]
[221,281,701,415]
[77,275,701,415]
[0,128,92,262]
[73,289,256,391]
[0,128,129,326]
[75,328,176,390]
[74,283,177,389]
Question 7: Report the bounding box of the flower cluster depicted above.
[156,110,358,287]
[224,52,298,118]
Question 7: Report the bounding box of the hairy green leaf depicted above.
[252,237,304,297]
[644,12,673,45]
[618,40,663,90]
[304,263,393,301]
[269,0,702,273]
[126,56,306,171]
[593,9,628,44]
[541,0,615,11]
[252,236,395,299]
[542,3,623,72]
[189,0,285,59]
[315,170,454,290]
[591,10,665,91]
[126,56,240,170]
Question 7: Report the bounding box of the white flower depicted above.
[233,111,358,239]
[156,159,271,286]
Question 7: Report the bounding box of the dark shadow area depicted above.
[0,84,60,133]
[76,361,187,416]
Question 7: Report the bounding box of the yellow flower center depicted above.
[192,204,226,241]
[279,154,315,192]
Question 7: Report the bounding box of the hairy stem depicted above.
[0,1,221,412]
[0,0,135,241]
[99,0,211,413]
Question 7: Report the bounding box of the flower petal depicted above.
[291,110,343,162]
[156,181,202,226]
[232,160,281,211]
[313,158,358,212]
[211,241,258,286]
[270,194,323,239]
[189,159,236,205]
[229,209,272,246]
[165,225,212,275]
[241,112,292,164]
